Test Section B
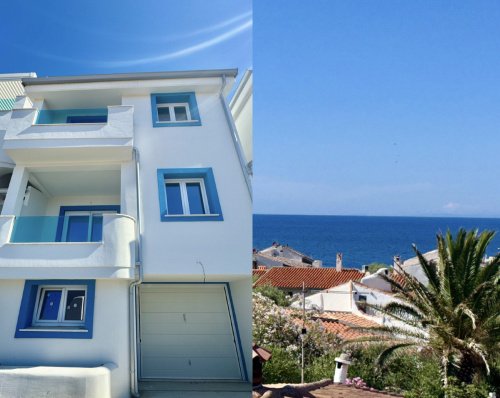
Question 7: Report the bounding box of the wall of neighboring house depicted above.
[0,279,131,398]
[230,70,252,170]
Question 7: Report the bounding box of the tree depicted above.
[361,229,499,392]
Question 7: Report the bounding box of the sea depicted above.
[253,214,500,269]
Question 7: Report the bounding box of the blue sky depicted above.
[0,0,251,79]
[254,1,500,218]
[2,1,499,218]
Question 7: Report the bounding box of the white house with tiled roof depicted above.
[255,243,323,268]
[0,69,251,397]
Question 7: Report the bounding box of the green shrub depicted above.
[305,352,339,382]
[254,284,290,306]
[262,346,301,384]
[442,377,490,398]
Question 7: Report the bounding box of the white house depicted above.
[0,69,252,397]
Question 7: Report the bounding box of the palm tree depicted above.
[360,229,499,390]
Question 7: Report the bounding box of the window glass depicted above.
[165,183,184,215]
[157,107,171,122]
[90,215,103,242]
[174,106,188,121]
[66,115,107,123]
[66,216,90,242]
[64,290,86,321]
[186,182,206,214]
[39,289,62,320]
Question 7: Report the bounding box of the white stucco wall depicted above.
[0,279,130,398]
[123,91,252,278]
[45,195,121,216]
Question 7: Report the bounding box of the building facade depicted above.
[0,70,252,397]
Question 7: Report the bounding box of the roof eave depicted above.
[22,69,238,86]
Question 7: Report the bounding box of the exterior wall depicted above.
[360,268,392,292]
[45,195,121,216]
[123,91,251,278]
[0,279,130,398]
[0,72,251,392]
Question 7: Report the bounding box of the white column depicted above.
[1,166,29,216]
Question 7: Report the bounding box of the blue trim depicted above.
[15,280,96,339]
[55,205,120,242]
[157,168,223,222]
[140,282,248,382]
[150,92,202,127]
[225,283,249,382]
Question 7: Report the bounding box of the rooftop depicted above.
[253,267,364,290]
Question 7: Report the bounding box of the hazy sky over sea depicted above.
[254,1,500,218]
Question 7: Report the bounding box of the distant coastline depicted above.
[253,214,500,269]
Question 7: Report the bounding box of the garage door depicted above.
[139,284,242,380]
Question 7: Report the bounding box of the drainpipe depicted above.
[218,74,252,200]
[129,147,143,397]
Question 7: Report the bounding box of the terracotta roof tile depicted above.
[312,312,379,341]
[318,312,379,328]
[253,269,268,277]
[253,267,364,290]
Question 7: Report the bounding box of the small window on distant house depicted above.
[15,280,95,339]
[157,168,222,222]
[357,295,367,312]
[151,93,201,127]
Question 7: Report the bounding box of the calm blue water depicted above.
[253,214,500,269]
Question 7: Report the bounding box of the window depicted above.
[151,92,201,127]
[56,205,120,242]
[33,286,86,327]
[157,168,223,222]
[15,280,95,339]
[357,294,367,312]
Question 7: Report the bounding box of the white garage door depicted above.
[139,284,242,380]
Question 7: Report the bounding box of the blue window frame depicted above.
[157,168,223,222]
[55,205,120,242]
[151,92,201,127]
[15,280,96,339]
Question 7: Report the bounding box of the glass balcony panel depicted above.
[10,216,106,243]
[36,108,108,125]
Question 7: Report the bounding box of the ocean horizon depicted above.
[253,214,500,269]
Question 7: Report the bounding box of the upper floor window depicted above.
[157,168,223,222]
[151,92,201,127]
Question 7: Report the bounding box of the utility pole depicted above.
[301,281,305,383]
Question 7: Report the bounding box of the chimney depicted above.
[393,255,402,271]
[336,253,343,272]
[333,353,352,383]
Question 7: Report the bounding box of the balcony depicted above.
[3,99,133,164]
[0,213,136,279]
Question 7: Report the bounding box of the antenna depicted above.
[197,261,206,283]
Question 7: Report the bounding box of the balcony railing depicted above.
[3,100,134,163]
[36,108,108,125]
[0,214,136,279]
[11,215,108,243]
